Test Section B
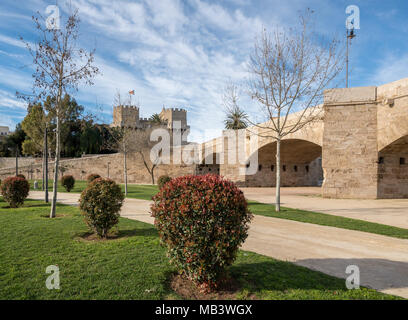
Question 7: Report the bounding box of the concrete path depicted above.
[28,191,408,299]
[242,187,408,229]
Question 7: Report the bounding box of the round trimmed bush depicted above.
[87,173,101,184]
[157,175,172,189]
[151,174,253,290]
[1,176,30,208]
[61,175,75,192]
[79,178,124,238]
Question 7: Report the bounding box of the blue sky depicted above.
[0,0,407,142]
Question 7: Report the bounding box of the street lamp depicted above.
[346,25,356,88]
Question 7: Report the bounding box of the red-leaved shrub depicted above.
[157,175,171,189]
[79,178,124,238]
[150,174,253,290]
[87,173,101,184]
[1,176,30,208]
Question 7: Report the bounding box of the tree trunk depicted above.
[123,150,128,196]
[275,138,281,212]
[50,115,60,218]
[150,169,155,184]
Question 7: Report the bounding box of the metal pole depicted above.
[15,148,18,176]
[346,30,349,88]
[45,127,49,203]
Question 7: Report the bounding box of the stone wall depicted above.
[322,87,379,199]
[0,157,44,170]
[0,152,195,184]
[378,135,408,198]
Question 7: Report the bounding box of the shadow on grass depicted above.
[74,227,158,242]
[228,260,350,292]
[23,203,51,208]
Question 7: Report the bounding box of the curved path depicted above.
[242,187,408,229]
[28,191,408,299]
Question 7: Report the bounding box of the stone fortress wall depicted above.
[1,78,408,199]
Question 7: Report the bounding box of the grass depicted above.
[29,180,408,240]
[0,198,399,300]
[29,179,158,200]
[248,201,408,239]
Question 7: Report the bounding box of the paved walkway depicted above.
[242,187,408,229]
[28,191,408,299]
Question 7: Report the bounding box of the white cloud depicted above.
[372,53,408,85]
[0,89,27,110]
[0,34,26,48]
[145,0,187,36]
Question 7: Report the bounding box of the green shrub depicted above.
[87,173,101,184]
[16,174,26,180]
[151,174,253,290]
[79,178,124,238]
[61,175,75,192]
[1,176,30,208]
[157,175,172,189]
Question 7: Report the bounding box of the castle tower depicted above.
[159,107,189,131]
[111,105,140,128]
[160,107,190,145]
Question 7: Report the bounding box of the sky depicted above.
[0,0,407,142]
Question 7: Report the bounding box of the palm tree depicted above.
[223,83,248,130]
[149,113,166,126]
[224,105,248,130]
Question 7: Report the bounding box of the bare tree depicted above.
[107,91,135,196]
[108,123,161,190]
[20,10,99,217]
[247,12,344,211]
[132,129,161,185]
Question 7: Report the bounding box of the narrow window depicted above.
[400,158,406,165]
[378,157,384,164]
[294,165,298,172]
[271,165,274,172]
[258,164,262,171]
[305,165,309,173]
[246,163,250,168]
[283,165,286,172]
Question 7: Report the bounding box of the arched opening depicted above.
[245,139,323,187]
[378,135,408,198]
[195,153,220,175]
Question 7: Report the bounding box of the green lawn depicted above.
[29,180,159,200]
[249,201,408,239]
[0,199,398,300]
[29,180,408,240]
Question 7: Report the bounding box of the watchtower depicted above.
[112,105,139,128]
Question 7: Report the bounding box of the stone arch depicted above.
[244,139,323,187]
[377,135,408,198]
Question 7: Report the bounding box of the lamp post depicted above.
[346,26,356,88]
[15,147,18,176]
